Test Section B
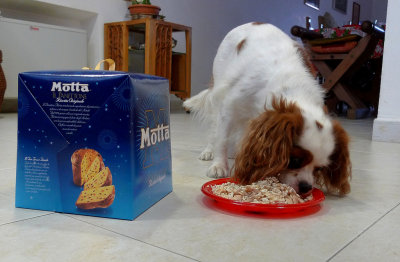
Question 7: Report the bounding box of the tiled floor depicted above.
[1,110,400,262]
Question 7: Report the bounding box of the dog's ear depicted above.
[232,98,303,184]
[315,120,351,195]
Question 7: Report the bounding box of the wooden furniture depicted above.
[291,21,384,118]
[104,18,192,100]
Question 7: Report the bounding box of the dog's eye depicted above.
[288,157,303,169]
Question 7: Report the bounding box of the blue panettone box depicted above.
[15,70,172,220]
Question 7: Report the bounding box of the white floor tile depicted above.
[350,137,400,156]
[66,168,400,262]
[0,113,17,142]
[0,168,53,225]
[0,140,17,170]
[0,213,195,262]
[330,203,400,262]
[1,112,400,261]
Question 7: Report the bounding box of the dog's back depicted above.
[185,22,322,122]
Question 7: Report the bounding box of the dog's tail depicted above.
[183,88,213,123]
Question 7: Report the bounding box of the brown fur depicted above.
[314,120,352,195]
[289,146,313,169]
[232,98,304,184]
[232,98,351,195]
[237,39,246,54]
[209,76,214,89]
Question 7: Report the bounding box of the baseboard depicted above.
[0,98,17,113]
[372,118,400,143]
[170,95,186,113]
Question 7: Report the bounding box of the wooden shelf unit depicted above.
[104,18,191,100]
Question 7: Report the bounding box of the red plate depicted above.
[201,178,325,214]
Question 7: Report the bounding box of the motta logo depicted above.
[140,124,170,149]
[140,109,170,149]
[51,82,90,92]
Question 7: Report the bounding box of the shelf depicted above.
[129,49,145,53]
[105,18,192,100]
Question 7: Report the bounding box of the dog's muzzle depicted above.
[298,180,313,196]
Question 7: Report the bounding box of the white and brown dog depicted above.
[184,22,351,196]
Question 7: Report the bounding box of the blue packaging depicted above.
[15,70,172,220]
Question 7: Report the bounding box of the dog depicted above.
[184,22,351,196]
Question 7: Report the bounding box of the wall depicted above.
[372,0,400,143]
[0,0,129,68]
[34,0,130,68]
[151,0,385,96]
[0,17,87,98]
[372,0,389,24]
[0,0,388,99]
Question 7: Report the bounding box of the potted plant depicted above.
[128,0,161,16]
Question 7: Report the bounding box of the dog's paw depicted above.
[207,163,229,178]
[199,150,214,161]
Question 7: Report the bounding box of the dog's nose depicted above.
[298,181,312,194]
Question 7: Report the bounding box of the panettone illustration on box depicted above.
[71,149,115,209]
[71,149,105,186]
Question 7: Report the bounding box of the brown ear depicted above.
[315,120,352,195]
[232,98,303,184]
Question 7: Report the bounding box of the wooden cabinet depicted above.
[104,18,191,100]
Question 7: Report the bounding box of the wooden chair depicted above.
[291,21,385,118]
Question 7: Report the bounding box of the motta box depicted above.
[15,70,172,220]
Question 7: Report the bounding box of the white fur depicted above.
[184,23,336,192]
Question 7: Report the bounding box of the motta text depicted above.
[51,82,89,92]
[51,82,89,103]
[140,124,170,149]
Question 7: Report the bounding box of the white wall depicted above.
[372,0,389,24]
[0,0,130,69]
[151,0,379,96]
[0,0,388,99]
[36,0,129,68]
[372,0,400,143]
[0,17,87,98]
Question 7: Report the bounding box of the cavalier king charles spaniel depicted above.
[184,22,351,196]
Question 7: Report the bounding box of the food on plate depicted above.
[211,177,313,204]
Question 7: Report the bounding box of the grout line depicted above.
[65,214,201,262]
[351,166,400,172]
[0,167,16,172]
[327,201,400,261]
[0,212,54,227]
[350,148,400,153]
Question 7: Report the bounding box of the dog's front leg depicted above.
[199,143,214,161]
[207,109,231,178]
[199,117,217,161]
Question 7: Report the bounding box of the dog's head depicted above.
[232,98,351,196]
